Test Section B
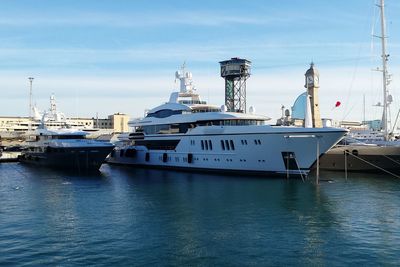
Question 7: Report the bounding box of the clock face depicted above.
[306,76,314,84]
[314,76,319,84]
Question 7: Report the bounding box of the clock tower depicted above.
[304,62,322,128]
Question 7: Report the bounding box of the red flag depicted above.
[335,101,341,107]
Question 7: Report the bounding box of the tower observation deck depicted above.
[219,58,251,113]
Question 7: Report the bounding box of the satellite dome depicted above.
[291,92,307,119]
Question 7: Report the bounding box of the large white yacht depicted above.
[20,126,114,171]
[107,66,347,176]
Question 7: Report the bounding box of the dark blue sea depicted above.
[1,163,399,266]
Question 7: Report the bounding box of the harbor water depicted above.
[1,163,400,266]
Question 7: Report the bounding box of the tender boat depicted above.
[107,66,347,177]
[20,127,114,171]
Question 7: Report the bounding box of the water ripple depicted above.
[1,164,400,265]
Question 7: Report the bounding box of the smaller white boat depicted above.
[20,127,114,171]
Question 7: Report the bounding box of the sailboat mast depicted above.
[379,0,389,140]
[28,77,34,131]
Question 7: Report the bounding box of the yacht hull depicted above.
[107,128,346,177]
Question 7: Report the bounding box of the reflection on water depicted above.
[0,163,400,265]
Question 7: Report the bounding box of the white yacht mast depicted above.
[28,77,34,131]
[378,0,389,140]
[175,62,195,94]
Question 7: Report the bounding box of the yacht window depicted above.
[125,149,136,157]
[208,140,212,150]
[225,140,230,150]
[230,140,235,150]
[178,123,191,133]
[201,140,204,150]
[204,140,209,150]
[147,109,183,118]
[143,123,192,135]
[221,140,225,150]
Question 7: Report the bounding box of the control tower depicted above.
[219,58,251,113]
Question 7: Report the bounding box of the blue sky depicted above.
[0,0,399,123]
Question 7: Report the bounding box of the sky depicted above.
[0,0,400,124]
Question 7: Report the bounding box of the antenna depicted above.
[175,62,195,93]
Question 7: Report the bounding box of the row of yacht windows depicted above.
[35,135,85,140]
[221,140,235,150]
[240,139,261,145]
[191,108,221,113]
[179,100,207,105]
[192,139,261,150]
[138,119,265,135]
[116,149,136,158]
[200,140,213,150]
[114,151,268,165]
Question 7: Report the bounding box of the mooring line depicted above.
[346,152,400,179]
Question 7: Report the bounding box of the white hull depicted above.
[107,126,345,176]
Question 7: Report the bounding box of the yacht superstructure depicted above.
[107,65,347,176]
[0,94,93,137]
